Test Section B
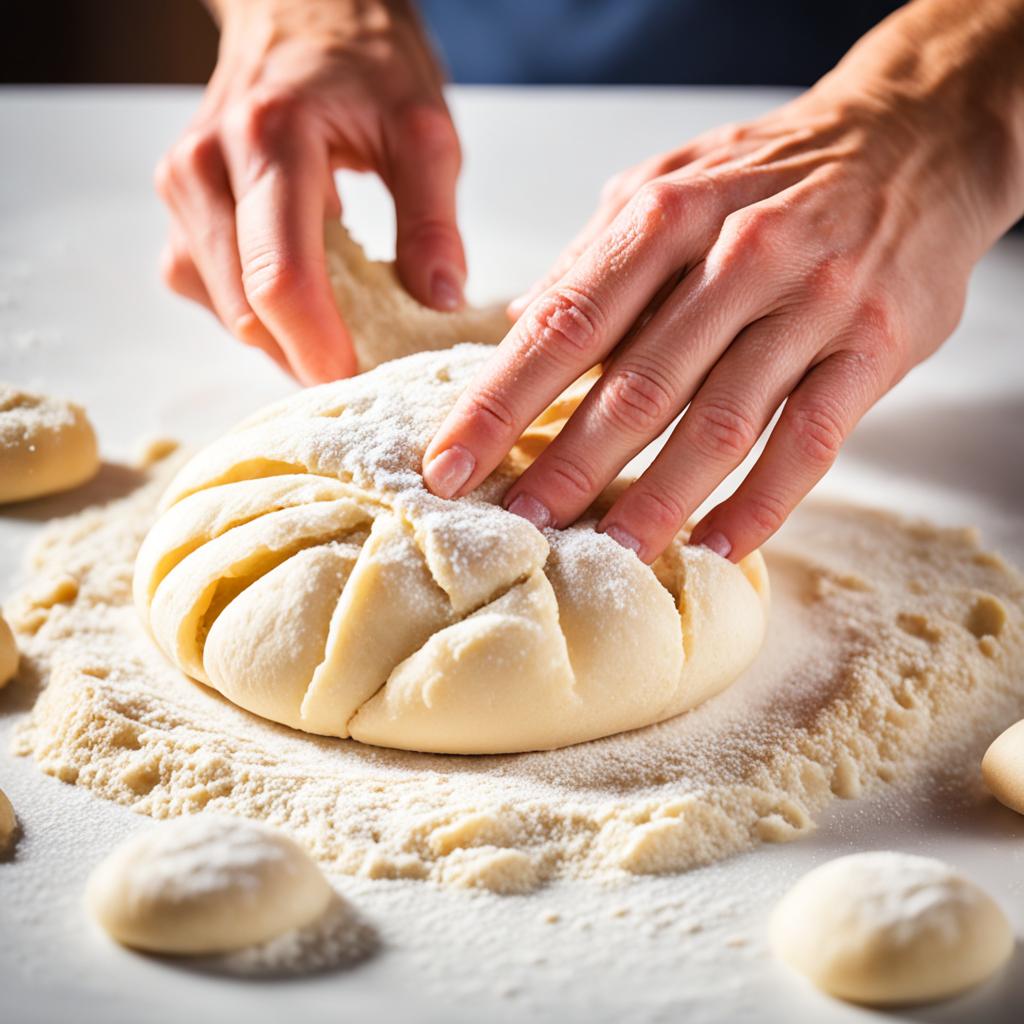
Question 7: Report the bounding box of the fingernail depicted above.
[430,268,464,312]
[694,530,732,559]
[506,493,552,530]
[602,524,644,557]
[424,445,475,498]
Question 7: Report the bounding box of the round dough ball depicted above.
[982,719,1024,815]
[771,852,1014,1005]
[86,815,332,955]
[0,787,17,852]
[0,612,18,689]
[0,383,99,504]
[133,345,769,754]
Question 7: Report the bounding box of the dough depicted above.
[982,719,1024,814]
[0,787,16,852]
[771,852,1013,1005]
[134,344,769,754]
[0,612,17,688]
[325,221,509,372]
[86,815,332,955]
[0,383,99,504]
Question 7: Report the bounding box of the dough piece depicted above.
[324,221,510,372]
[0,612,18,688]
[0,787,16,852]
[771,852,1014,1005]
[0,384,99,503]
[86,815,332,955]
[135,345,769,754]
[982,719,1024,814]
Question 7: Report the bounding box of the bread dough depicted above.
[325,221,509,372]
[134,344,769,754]
[86,815,332,955]
[771,851,1013,1005]
[982,719,1024,814]
[0,612,17,688]
[0,787,16,852]
[0,384,99,504]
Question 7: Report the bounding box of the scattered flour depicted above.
[6,455,1024,893]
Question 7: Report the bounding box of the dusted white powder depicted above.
[7,456,1024,894]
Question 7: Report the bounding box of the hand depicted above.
[423,0,1024,563]
[155,0,464,383]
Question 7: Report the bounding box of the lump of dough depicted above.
[982,719,1024,814]
[86,815,332,955]
[0,787,16,852]
[134,345,769,754]
[771,851,1013,1006]
[324,221,510,372]
[0,383,99,504]
[0,612,18,688]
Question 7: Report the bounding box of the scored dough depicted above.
[0,612,18,688]
[86,815,332,955]
[134,344,769,754]
[982,719,1024,814]
[325,221,510,372]
[771,852,1014,1006]
[0,383,99,504]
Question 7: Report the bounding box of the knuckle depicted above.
[241,250,308,309]
[803,254,848,300]
[233,93,302,149]
[686,397,760,462]
[524,287,605,364]
[538,451,599,503]
[172,130,221,181]
[718,206,779,258]
[153,157,174,198]
[466,384,518,438]
[623,486,687,538]
[743,490,789,536]
[160,248,191,293]
[787,400,846,467]
[398,216,461,254]
[600,366,676,435]
[397,103,460,163]
[632,179,688,225]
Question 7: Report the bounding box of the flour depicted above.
[7,455,1024,893]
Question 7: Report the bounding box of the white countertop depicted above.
[1,85,1022,1024]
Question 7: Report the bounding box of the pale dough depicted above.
[0,787,16,852]
[982,719,1024,814]
[0,383,99,504]
[134,344,769,754]
[86,815,332,955]
[325,221,510,372]
[0,612,17,688]
[771,852,1013,1005]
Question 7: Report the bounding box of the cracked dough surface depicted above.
[133,345,769,754]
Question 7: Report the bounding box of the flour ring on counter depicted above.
[771,851,1014,1005]
[133,345,769,754]
[0,383,99,504]
[86,815,332,955]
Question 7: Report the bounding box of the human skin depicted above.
[423,0,1024,563]
[156,0,465,383]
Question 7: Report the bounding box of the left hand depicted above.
[421,23,1024,563]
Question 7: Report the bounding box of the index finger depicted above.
[223,98,356,384]
[423,181,718,499]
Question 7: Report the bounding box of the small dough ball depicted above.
[0,612,17,688]
[86,815,332,955]
[983,719,1024,814]
[0,787,16,852]
[771,852,1013,1005]
[0,383,99,503]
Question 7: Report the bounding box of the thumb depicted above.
[388,106,466,311]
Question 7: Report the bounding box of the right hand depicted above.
[155,0,465,383]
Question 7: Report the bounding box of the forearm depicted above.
[816,0,1024,246]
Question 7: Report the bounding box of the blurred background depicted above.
[2,0,905,86]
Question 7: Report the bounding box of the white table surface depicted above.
[1,85,1022,1024]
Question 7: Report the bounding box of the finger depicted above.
[386,105,467,311]
[423,180,724,500]
[687,349,883,561]
[223,97,357,384]
[160,237,213,312]
[501,263,787,531]
[156,134,287,370]
[594,311,821,560]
